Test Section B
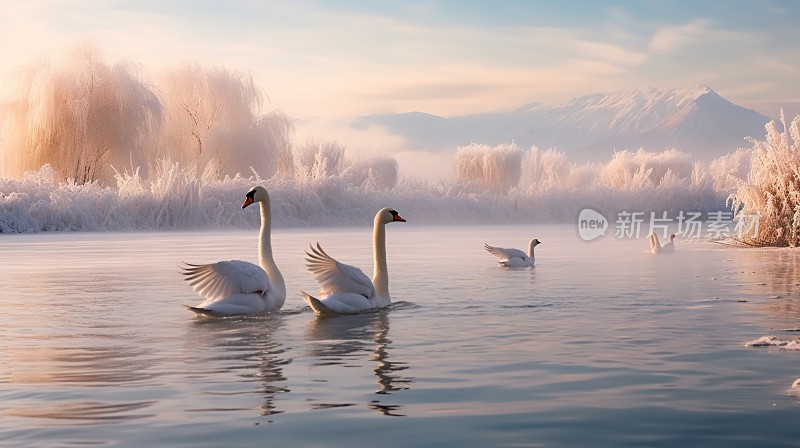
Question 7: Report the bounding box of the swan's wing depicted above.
[305,243,375,298]
[181,260,270,301]
[484,243,527,261]
[649,234,659,253]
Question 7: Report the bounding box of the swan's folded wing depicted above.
[484,243,527,261]
[305,243,375,298]
[181,260,270,301]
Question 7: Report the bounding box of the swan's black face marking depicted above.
[242,189,257,209]
[389,209,406,222]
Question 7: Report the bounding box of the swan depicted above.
[484,239,541,267]
[649,232,675,254]
[181,186,286,316]
[301,207,406,316]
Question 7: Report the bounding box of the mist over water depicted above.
[0,46,761,233]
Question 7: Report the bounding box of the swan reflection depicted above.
[305,310,412,416]
[187,315,290,416]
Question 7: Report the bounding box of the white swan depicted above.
[649,232,675,254]
[484,239,541,267]
[181,186,286,316]
[302,207,406,316]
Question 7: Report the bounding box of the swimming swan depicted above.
[484,239,541,267]
[181,186,286,316]
[302,208,406,316]
[649,232,675,254]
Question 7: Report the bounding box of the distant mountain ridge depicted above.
[353,86,773,161]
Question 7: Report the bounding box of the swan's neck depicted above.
[372,217,390,300]
[258,198,285,298]
[527,240,536,261]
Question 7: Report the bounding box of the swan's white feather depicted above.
[499,257,532,268]
[190,293,269,315]
[302,291,373,316]
[484,244,528,262]
[182,260,270,301]
[305,243,375,299]
[649,233,676,254]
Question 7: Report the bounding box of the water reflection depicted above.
[5,401,156,422]
[186,315,291,416]
[305,311,412,416]
[8,338,156,385]
[729,247,800,320]
[3,293,160,424]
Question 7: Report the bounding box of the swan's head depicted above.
[376,207,406,224]
[668,233,676,242]
[242,186,269,209]
[529,239,542,251]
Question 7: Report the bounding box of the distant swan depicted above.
[181,186,286,316]
[649,232,675,254]
[484,239,541,267]
[302,208,406,316]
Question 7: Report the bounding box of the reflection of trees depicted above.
[4,267,160,422]
[731,248,800,319]
[6,336,159,422]
[187,315,290,416]
[306,311,412,416]
[8,342,156,385]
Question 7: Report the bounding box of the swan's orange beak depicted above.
[393,214,406,222]
[242,197,254,209]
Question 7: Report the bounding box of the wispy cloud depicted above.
[2,1,799,120]
[571,40,648,67]
[649,19,713,52]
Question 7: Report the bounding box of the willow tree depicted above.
[0,45,162,184]
[157,64,294,179]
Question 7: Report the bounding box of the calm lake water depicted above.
[3,224,800,447]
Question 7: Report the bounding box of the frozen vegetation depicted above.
[728,113,800,246]
[0,143,751,233]
[0,46,782,235]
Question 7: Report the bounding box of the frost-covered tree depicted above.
[345,156,399,190]
[521,147,572,191]
[454,143,522,194]
[157,64,294,179]
[293,139,347,183]
[0,45,162,184]
[600,148,693,189]
[728,113,800,247]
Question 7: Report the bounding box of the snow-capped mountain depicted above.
[353,86,772,161]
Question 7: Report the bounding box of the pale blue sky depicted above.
[2,0,799,121]
[4,0,799,180]
[3,0,800,121]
